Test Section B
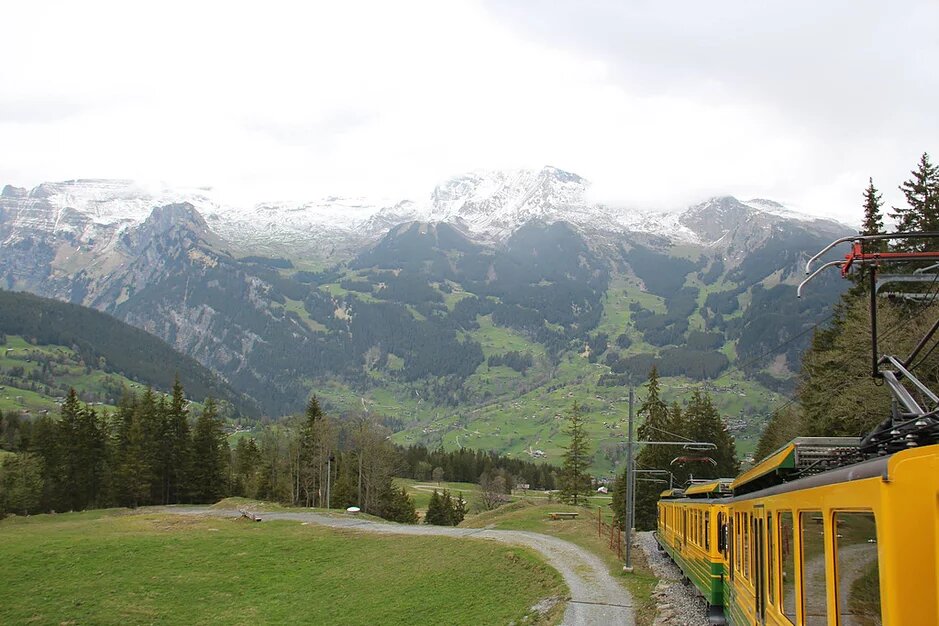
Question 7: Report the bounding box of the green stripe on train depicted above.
[659,539,725,605]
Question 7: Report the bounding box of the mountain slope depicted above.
[0,289,257,415]
[0,169,852,463]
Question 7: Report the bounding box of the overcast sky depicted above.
[1,0,936,224]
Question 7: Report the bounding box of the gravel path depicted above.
[636,531,709,626]
[160,506,635,626]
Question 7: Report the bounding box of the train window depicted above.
[834,512,881,626]
[779,511,796,625]
[800,511,828,626]
[767,513,776,606]
[717,512,726,554]
[743,513,750,579]
[728,515,734,581]
[704,511,710,551]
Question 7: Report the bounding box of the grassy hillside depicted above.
[0,290,256,415]
[0,509,565,625]
[0,334,145,414]
[307,267,783,475]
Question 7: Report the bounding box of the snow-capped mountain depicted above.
[0,167,850,261]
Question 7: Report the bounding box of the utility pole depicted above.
[623,388,635,572]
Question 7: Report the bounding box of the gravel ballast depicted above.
[636,531,710,626]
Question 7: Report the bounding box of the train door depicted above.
[753,508,767,624]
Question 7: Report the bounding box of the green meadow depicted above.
[0,509,565,625]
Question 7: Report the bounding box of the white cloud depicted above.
[0,0,935,224]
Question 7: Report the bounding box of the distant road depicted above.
[164,506,635,626]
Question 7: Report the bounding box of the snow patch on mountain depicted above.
[0,169,846,255]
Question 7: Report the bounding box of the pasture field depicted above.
[394,478,481,511]
[0,508,565,625]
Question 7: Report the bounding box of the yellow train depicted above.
[656,436,939,625]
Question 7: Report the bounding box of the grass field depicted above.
[461,500,659,626]
[394,478,481,511]
[0,509,566,625]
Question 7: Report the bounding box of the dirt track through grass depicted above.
[167,506,636,626]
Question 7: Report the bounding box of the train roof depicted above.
[659,488,684,499]
[684,478,734,498]
[731,436,861,495]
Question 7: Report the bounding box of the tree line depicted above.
[0,379,559,522]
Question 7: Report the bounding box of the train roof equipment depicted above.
[659,488,684,499]
[799,230,939,458]
[731,437,861,495]
[683,478,734,498]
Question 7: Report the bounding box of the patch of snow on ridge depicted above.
[0,171,840,252]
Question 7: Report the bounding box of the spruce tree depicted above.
[59,388,83,510]
[0,453,44,516]
[891,152,939,250]
[620,369,682,530]
[453,491,466,524]
[382,486,418,524]
[165,377,192,503]
[862,178,885,237]
[191,397,227,503]
[559,402,592,505]
[118,406,151,508]
[684,390,739,479]
[425,489,445,525]
[847,178,888,291]
[298,394,323,506]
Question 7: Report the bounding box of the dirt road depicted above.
[165,507,635,626]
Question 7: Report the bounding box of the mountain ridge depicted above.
[0,168,851,260]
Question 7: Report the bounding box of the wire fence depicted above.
[596,507,624,560]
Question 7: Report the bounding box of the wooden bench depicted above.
[548,512,579,521]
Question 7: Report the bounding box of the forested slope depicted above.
[0,290,256,415]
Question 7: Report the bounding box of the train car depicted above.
[658,436,939,625]
[657,479,733,621]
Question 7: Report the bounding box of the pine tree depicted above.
[137,388,163,504]
[0,453,44,516]
[117,405,151,508]
[440,489,456,525]
[381,486,418,524]
[847,178,888,291]
[58,388,83,510]
[559,402,592,505]
[29,414,61,511]
[862,178,885,237]
[637,366,668,441]
[165,377,192,503]
[298,395,323,506]
[453,491,466,524]
[191,397,227,503]
[891,153,939,250]
[233,437,261,498]
[621,370,686,530]
[684,390,739,479]
[425,489,445,525]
